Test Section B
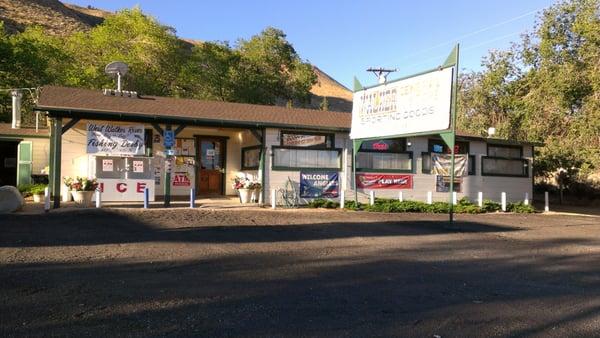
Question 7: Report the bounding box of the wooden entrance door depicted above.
[196,137,225,195]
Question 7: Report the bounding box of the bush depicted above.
[481,199,501,212]
[18,183,47,197]
[507,202,536,213]
[307,198,339,209]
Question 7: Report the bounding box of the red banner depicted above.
[356,174,413,189]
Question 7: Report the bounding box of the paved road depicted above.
[1,208,599,337]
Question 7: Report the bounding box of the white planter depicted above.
[71,191,94,208]
[238,188,252,204]
[253,188,261,203]
[33,193,43,203]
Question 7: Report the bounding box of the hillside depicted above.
[0,0,353,112]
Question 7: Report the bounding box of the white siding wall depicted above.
[264,130,533,205]
[60,119,260,197]
[59,120,533,204]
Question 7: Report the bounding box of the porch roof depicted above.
[36,86,352,131]
[0,123,49,139]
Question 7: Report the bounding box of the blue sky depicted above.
[68,0,556,89]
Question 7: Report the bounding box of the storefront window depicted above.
[356,138,412,173]
[272,147,341,170]
[482,144,528,177]
[428,139,469,154]
[241,146,261,170]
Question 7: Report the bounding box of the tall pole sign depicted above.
[351,44,460,223]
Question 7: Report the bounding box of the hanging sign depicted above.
[300,172,339,198]
[282,134,327,147]
[87,123,145,155]
[356,173,413,189]
[431,154,467,176]
[350,67,453,139]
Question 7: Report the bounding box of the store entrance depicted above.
[0,140,19,186]
[196,137,225,195]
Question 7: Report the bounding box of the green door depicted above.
[17,141,32,186]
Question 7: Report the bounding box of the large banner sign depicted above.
[356,173,413,189]
[300,172,339,198]
[350,67,453,139]
[431,153,467,176]
[87,123,145,155]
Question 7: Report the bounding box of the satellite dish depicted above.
[105,61,128,91]
[105,61,128,76]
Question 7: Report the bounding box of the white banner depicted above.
[87,123,145,155]
[431,153,468,177]
[350,67,453,139]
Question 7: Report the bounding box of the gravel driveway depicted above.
[1,208,599,337]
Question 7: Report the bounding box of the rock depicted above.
[0,185,25,213]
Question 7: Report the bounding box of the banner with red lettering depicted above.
[356,174,413,189]
[95,179,155,201]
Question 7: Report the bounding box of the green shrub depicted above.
[18,183,47,197]
[343,200,362,210]
[507,202,536,213]
[481,199,501,212]
[307,198,339,209]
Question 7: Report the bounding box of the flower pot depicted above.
[238,188,252,204]
[71,191,94,207]
[253,188,261,203]
[32,193,44,203]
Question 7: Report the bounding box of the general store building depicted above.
[33,85,537,208]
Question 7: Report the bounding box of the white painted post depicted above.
[398,191,403,202]
[271,189,276,209]
[544,191,549,212]
[478,192,483,208]
[340,190,345,209]
[44,187,50,212]
[95,189,101,208]
[258,191,263,206]
[189,188,195,208]
[524,192,529,206]
[501,192,507,212]
[369,191,375,206]
[427,191,433,205]
[143,187,149,209]
[452,191,457,205]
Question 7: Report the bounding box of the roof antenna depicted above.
[366,67,398,84]
[103,61,137,98]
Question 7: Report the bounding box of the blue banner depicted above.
[300,172,339,198]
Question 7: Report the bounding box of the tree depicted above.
[63,8,185,96]
[458,0,600,178]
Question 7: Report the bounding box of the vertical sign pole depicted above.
[164,124,172,208]
[441,43,460,225]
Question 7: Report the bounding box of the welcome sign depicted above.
[87,123,145,155]
[350,67,453,139]
[300,171,339,198]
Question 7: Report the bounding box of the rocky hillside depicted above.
[0,0,352,111]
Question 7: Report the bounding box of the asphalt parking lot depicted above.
[1,208,599,337]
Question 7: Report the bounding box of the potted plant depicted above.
[63,176,98,207]
[232,177,261,204]
[31,184,47,203]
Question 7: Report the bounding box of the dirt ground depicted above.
[1,207,600,337]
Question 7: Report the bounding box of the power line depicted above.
[393,31,523,74]
[379,6,542,66]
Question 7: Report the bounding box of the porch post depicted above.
[259,127,266,205]
[50,117,62,209]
